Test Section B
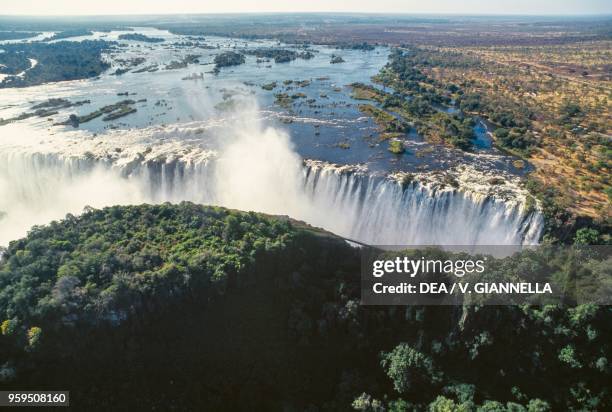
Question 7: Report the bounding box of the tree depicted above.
[573,228,600,245]
[26,326,42,351]
[352,393,386,412]
[526,399,551,412]
[380,343,442,394]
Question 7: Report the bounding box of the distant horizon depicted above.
[1,11,611,18]
[0,0,609,17]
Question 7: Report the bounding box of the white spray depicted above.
[0,97,542,246]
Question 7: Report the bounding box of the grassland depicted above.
[410,44,611,221]
[350,40,610,237]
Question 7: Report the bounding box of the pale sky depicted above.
[0,0,609,16]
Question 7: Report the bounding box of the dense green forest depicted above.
[117,33,165,43]
[0,203,609,410]
[43,29,93,41]
[372,49,477,151]
[213,51,246,72]
[0,41,112,88]
[0,31,41,41]
[244,48,315,63]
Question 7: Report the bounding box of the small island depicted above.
[245,48,314,63]
[118,33,165,43]
[55,99,138,127]
[213,51,245,72]
[164,54,201,70]
[330,54,345,64]
[336,42,376,51]
[44,29,93,41]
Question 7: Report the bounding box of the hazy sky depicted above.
[0,0,609,16]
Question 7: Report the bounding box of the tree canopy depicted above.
[0,203,609,410]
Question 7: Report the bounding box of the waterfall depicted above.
[0,149,543,246]
[301,162,543,245]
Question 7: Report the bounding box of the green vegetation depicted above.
[0,41,113,88]
[157,14,609,47]
[31,98,87,111]
[274,92,294,108]
[213,51,245,72]
[164,54,201,70]
[352,51,476,150]
[118,33,164,43]
[0,15,609,410]
[0,52,33,75]
[350,82,387,102]
[101,105,136,121]
[392,44,610,224]
[358,104,408,135]
[388,139,405,154]
[261,81,277,90]
[44,29,93,41]
[373,49,476,150]
[55,100,137,127]
[0,98,90,126]
[0,204,609,410]
[114,56,146,70]
[357,45,609,235]
[245,48,314,63]
[336,42,376,51]
[132,64,159,73]
[0,31,40,41]
[330,54,345,64]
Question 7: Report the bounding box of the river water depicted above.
[0,27,542,246]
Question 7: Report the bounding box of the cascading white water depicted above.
[301,164,543,245]
[0,101,543,247]
[0,152,147,244]
[0,146,543,247]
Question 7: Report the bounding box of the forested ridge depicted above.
[0,203,609,410]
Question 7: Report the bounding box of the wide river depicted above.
[0,27,542,246]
